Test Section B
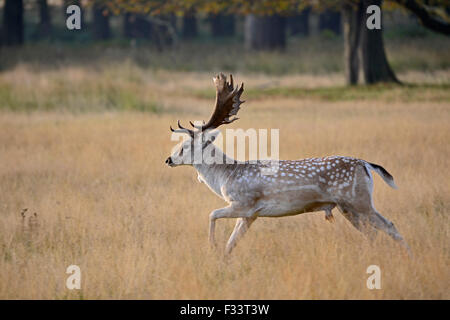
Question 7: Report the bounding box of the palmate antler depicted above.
[194,73,245,131]
[169,73,245,135]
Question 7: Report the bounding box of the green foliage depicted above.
[85,0,450,31]
[192,83,450,102]
[0,76,162,113]
[88,0,314,16]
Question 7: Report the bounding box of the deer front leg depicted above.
[209,206,234,247]
[208,204,256,249]
[225,217,256,255]
[208,209,220,247]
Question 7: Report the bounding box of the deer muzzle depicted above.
[165,157,174,166]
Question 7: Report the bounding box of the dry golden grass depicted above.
[0,67,449,299]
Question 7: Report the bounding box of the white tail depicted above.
[166,73,409,255]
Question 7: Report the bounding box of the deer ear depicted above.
[208,129,221,142]
[203,129,220,145]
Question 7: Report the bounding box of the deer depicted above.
[165,73,410,255]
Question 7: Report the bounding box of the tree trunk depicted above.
[123,13,133,38]
[342,2,363,85]
[288,7,311,36]
[245,14,286,51]
[148,15,177,50]
[359,0,399,84]
[319,9,341,35]
[209,13,235,37]
[2,0,24,46]
[182,9,197,39]
[37,0,52,38]
[93,3,110,40]
[123,13,152,39]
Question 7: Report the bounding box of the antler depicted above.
[193,73,244,132]
[169,73,244,136]
[170,120,194,138]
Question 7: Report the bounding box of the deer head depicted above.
[165,73,244,167]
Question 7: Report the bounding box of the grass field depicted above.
[0,37,449,299]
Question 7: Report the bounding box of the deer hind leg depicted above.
[367,209,410,251]
[225,217,257,255]
[337,205,378,241]
[341,203,410,252]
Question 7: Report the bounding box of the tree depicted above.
[182,8,198,39]
[319,9,342,34]
[360,0,399,83]
[2,0,24,46]
[342,2,363,84]
[95,0,450,82]
[93,2,111,40]
[341,0,449,84]
[37,0,52,38]
[123,13,152,39]
[245,14,286,50]
[393,0,450,35]
[288,7,311,36]
[209,13,236,38]
[342,0,399,84]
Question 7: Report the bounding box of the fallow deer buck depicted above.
[165,73,409,255]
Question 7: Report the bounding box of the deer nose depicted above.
[165,157,173,165]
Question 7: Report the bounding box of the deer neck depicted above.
[193,147,238,198]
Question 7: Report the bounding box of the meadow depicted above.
[0,36,449,299]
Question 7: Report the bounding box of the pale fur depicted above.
[168,139,409,255]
